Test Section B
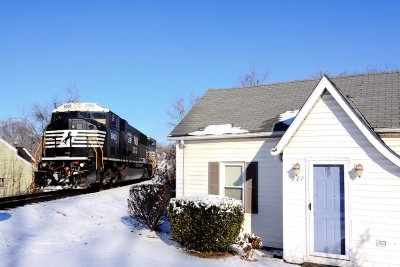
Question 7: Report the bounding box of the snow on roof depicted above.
[278,110,299,125]
[53,103,109,113]
[188,124,249,136]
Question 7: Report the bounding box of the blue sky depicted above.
[0,1,399,144]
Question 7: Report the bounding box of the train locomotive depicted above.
[34,103,156,188]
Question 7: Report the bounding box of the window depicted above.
[222,163,245,201]
[209,161,258,214]
[0,178,6,187]
[51,111,78,122]
[92,112,106,119]
[79,112,90,119]
[91,112,107,124]
[110,113,119,129]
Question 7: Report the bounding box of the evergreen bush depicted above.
[167,195,244,251]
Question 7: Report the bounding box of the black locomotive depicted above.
[34,103,156,188]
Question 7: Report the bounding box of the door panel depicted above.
[313,164,345,255]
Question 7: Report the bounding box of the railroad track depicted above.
[0,177,150,210]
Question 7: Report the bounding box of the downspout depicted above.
[179,140,185,196]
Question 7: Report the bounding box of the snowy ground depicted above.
[0,185,297,267]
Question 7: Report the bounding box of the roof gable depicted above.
[0,139,34,167]
[271,76,400,167]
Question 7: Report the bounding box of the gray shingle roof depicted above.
[169,71,400,137]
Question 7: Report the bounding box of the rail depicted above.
[0,176,151,210]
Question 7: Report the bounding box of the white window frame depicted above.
[220,162,246,203]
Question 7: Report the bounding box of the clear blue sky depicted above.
[0,0,399,144]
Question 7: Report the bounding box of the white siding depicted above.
[175,138,283,248]
[0,140,33,197]
[283,94,400,266]
[381,137,400,155]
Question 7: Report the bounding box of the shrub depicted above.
[127,181,172,231]
[167,195,244,252]
[236,233,263,260]
[157,145,176,194]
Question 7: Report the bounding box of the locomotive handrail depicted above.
[34,139,46,164]
[87,136,99,171]
[87,136,104,170]
[92,138,104,169]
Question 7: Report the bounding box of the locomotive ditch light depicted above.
[41,162,47,167]
[80,163,85,167]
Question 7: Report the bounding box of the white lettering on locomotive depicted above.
[127,133,133,144]
[111,132,118,142]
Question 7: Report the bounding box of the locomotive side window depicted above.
[92,113,106,119]
[80,112,90,119]
[90,112,106,124]
[120,119,126,131]
[110,113,120,129]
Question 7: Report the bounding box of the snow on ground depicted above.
[0,185,296,267]
[189,124,249,136]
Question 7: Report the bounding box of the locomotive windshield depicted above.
[51,112,107,124]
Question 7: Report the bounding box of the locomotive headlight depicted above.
[41,162,47,168]
[80,163,85,167]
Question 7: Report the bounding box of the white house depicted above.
[168,71,400,266]
[0,138,34,197]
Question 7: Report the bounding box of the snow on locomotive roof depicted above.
[53,103,110,113]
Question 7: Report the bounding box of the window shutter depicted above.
[208,162,219,195]
[245,162,258,214]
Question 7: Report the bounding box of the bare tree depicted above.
[31,86,81,132]
[0,86,81,156]
[167,94,200,128]
[165,94,199,191]
[64,84,80,103]
[0,117,40,152]
[311,65,400,79]
[157,143,176,192]
[189,93,200,106]
[239,66,268,86]
[310,70,332,79]
[32,103,52,132]
[167,97,185,127]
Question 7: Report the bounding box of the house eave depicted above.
[167,131,285,141]
[375,128,400,134]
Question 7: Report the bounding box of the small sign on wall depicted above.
[376,240,386,247]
